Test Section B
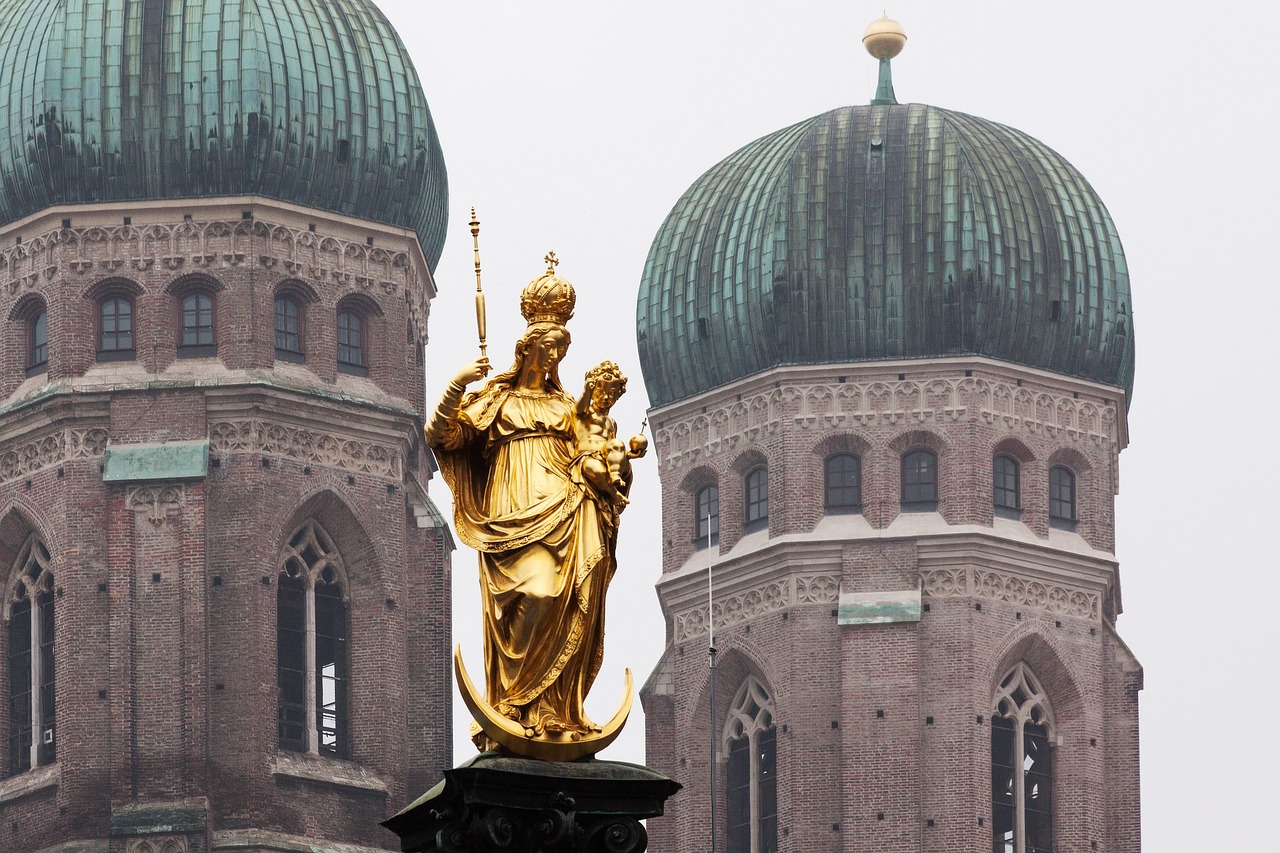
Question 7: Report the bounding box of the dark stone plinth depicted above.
[383,752,681,853]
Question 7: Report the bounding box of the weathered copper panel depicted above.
[637,104,1134,406]
[0,0,448,267]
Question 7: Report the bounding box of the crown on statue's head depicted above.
[520,250,576,326]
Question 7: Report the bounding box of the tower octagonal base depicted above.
[384,752,681,853]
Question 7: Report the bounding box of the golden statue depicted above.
[425,253,647,761]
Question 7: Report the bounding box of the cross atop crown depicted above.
[544,251,559,274]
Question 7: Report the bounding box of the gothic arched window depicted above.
[994,454,1021,518]
[901,449,938,511]
[695,484,719,548]
[992,663,1054,853]
[824,453,861,512]
[724,677,778,853]
[277,521,349,758]
[744,467,768,529]
[6,535,54,776]
[1049,466,1076,530]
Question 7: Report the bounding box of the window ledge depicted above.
[337,362,370,377]
[271,752,389,794]
[0,762,59,805]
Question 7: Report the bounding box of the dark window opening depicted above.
[1049,466,1076,530]
[724,678,777,853]
[337,310,367,375]
[274,296,304,362]
[98,296,135,359]
[27,309,48,375]
[6,536,54,777]
[744,467,768,529]
[695,485,719,547]
[993,454,1021,519]
[276,574,307,753]
[992,663,1054,853]
[277,521,348,758]
[824,453,861,512]
[178,291,215,354]
[901,449,938,511]
[315,580,348,758]
[727,734,750,853]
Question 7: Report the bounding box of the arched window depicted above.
[724,677,778,853]
[993,454,1021,518]
[27,309,48,374]
[98,295,135,359]
[744,467,768,529]
[274,296,305,362]
[901,449,938,511]
[1049,466,1076,530]
[178,291,215,355]
[277,521,348,758]
[336,310,367,375]
[6,535,54,776]
[695,484,719,548]
[824,453,861,512]
[992,663,1054,853]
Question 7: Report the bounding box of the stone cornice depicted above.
[0,197,435,345]
[0,382,423,485]
[658,524,1118,639]
[649,357,1127,471]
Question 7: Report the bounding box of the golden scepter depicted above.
[469,207,487,360]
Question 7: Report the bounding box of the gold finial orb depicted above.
[863,14,906,61]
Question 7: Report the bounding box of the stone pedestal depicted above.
[383,752,681,853]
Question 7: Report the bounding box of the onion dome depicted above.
[636,25,1133,408]
[0,0,448,267]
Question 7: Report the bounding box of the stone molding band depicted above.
[656,376,1119,470]
[0,427,108,484]
[672,566,1100,640]
[0,216,431,345]
[209,419,401,479]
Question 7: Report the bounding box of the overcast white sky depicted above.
[376,2,1279,848]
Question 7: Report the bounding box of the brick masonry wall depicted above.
[643,359,1141,853]
[0,200,451,853]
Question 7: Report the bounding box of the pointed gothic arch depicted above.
[277,518,350,758]
[992,662,1055,853]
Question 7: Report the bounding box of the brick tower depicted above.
[637,20,1142,853]
[0,2,452,852]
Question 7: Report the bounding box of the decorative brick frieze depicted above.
[0,426,108,483]
[655,371,1120,471]
[922,566,1100,621]
[0,208,432,347]
[671,573,839,642]
[209,419,401,479]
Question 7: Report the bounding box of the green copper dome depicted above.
[0,0,448,267]
[637,103,1134,407]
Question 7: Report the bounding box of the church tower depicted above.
[0,2,452,851]
[638,19,1141,853]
